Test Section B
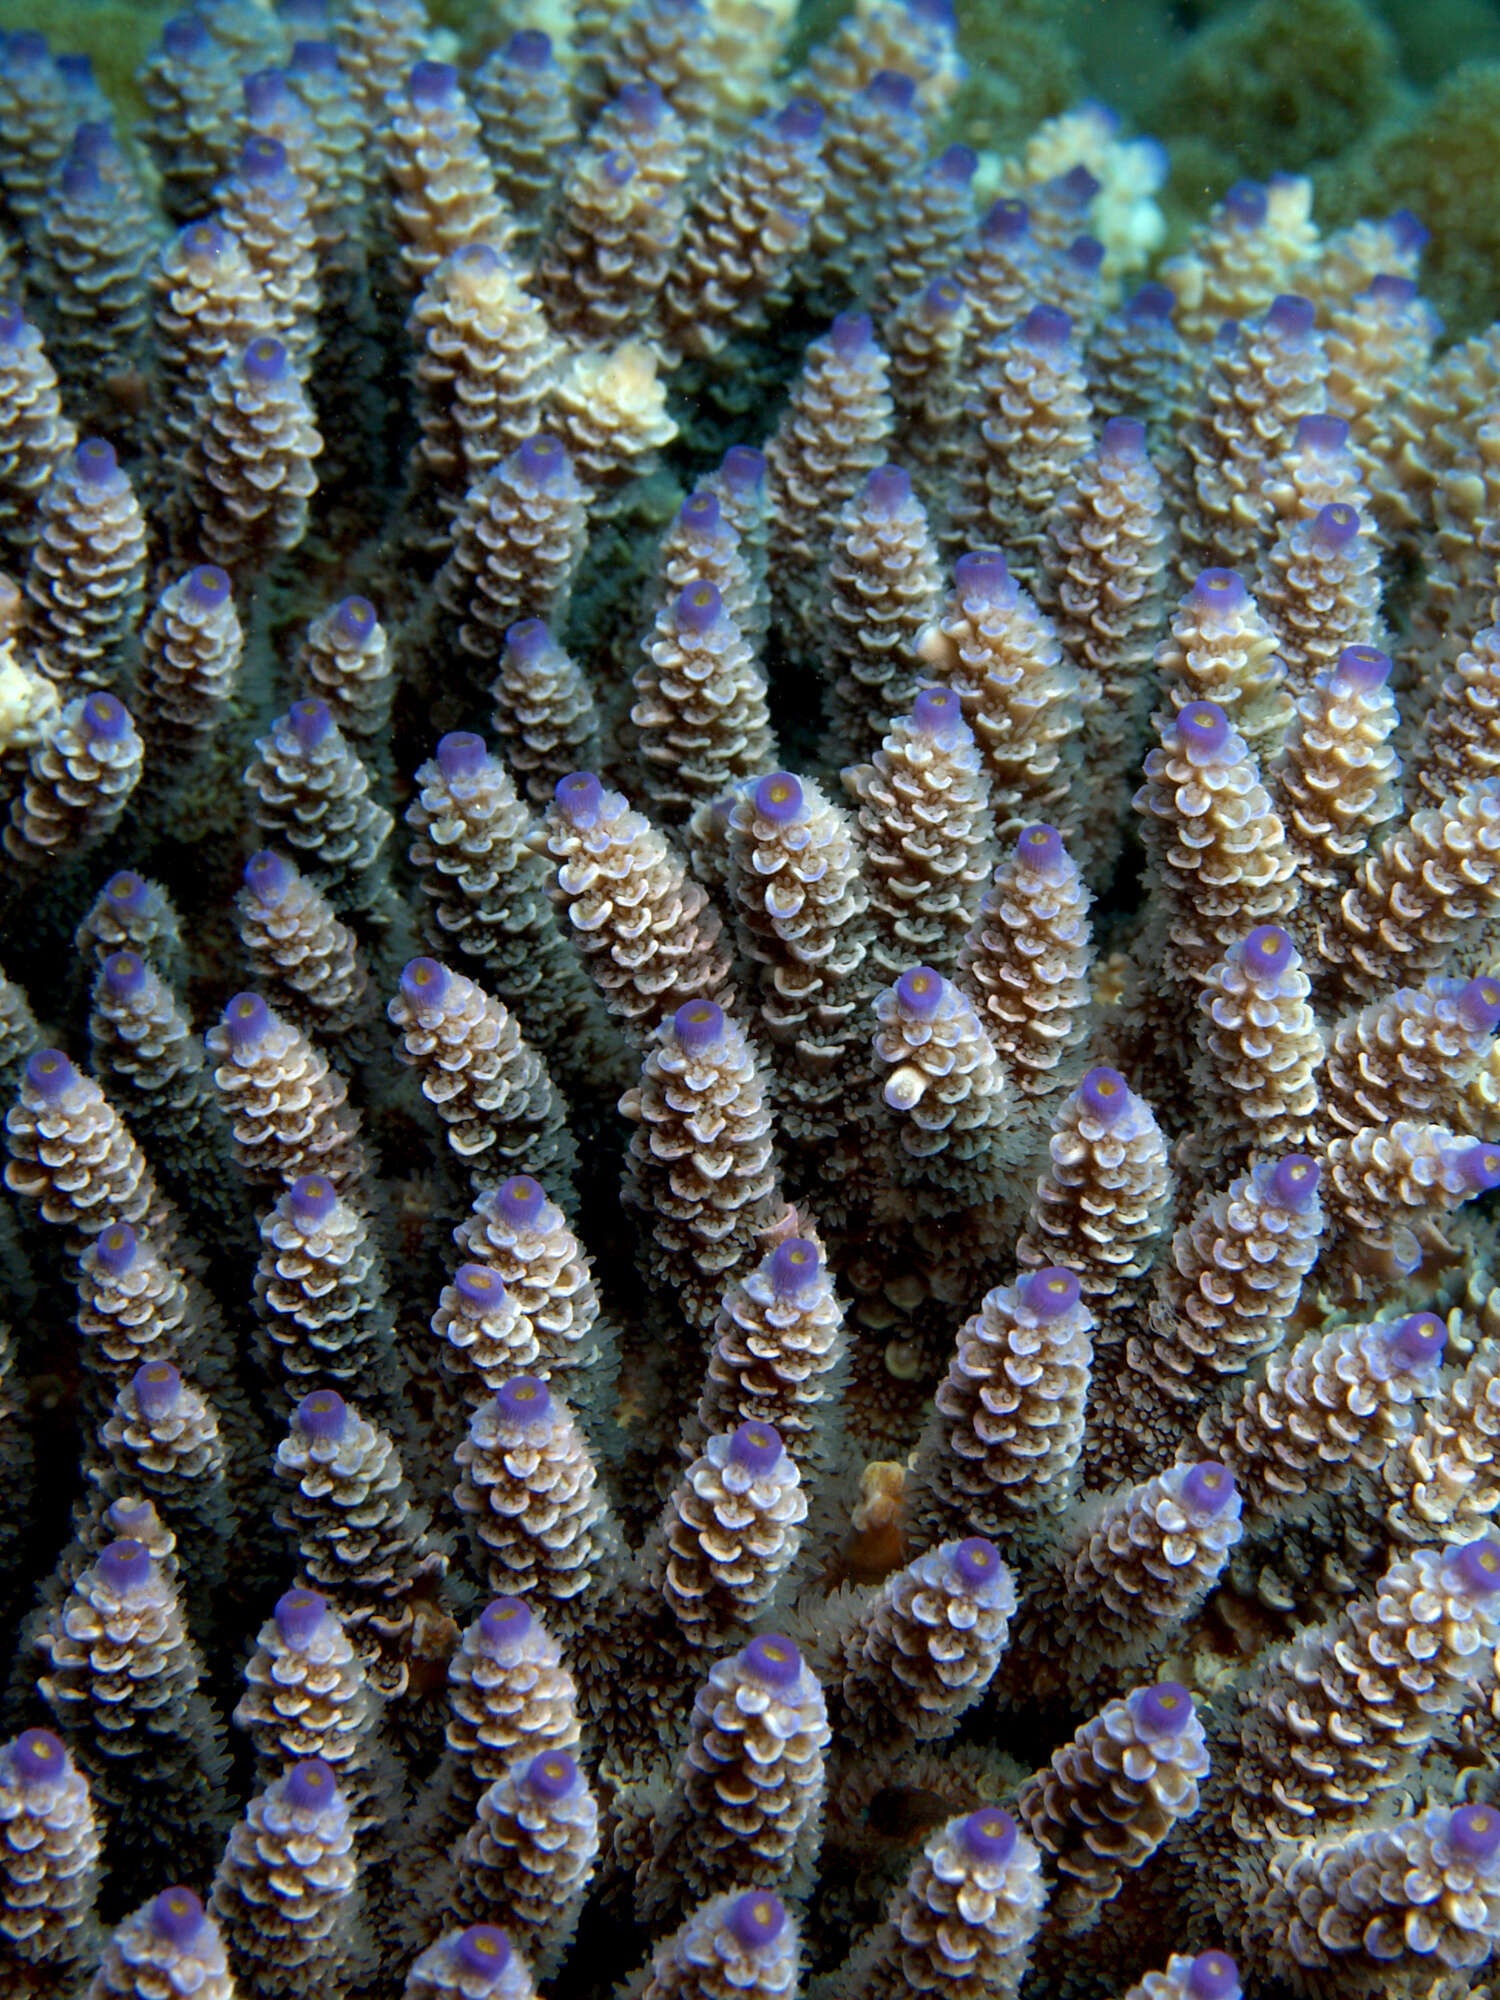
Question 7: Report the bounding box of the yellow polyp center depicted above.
[40,1057,59,1074]
[147,1365,171,1383]
[690,586,713,609]
[1026,828,1048,844]
[980,1817,1004,1839]
[762,1642,787,1663]
[752,1901,773,1926]
[1473,1812,1493,1834]
[1047,1278,1070,1296]
[1190,707,1215,727]
[1482,1551,1499,1575]
[910,974,931,994]
[166,1894,190,1917]
[510,1180,533,1199]
[107,1229,127,1251]
[768,781,791,803]
[515,1384,538,1401]
[746,1431,769,1450]
[1483,984,1500,1007]
[1202,1471,1222,1489]
[969,1548,989,1568]
[473,1935,500,1957]
[117,953,138,975]
[788,1247,809,1264]
[236,999,257,1018]
[1258,935,1280,955]
[1157,1691,1180,1711]
[687,1005,711,1023]
[544,1761,565,1782]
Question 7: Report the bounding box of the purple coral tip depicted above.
[1295,413,1348,453]
[149,1888,204,1949]
[1224,180,1268,225]
[452,242,502,280]
[982,196,1029,242]
[1180,1461,1235,1517]
[954,548,1011,603]
[741,1634,800,1689]
[925,276,965,315]
[935,143,976,185]
[680,489,720,532]
[455,1264,505,1311]
[753,771,803,822]
[244,336,288,388]
[1021,1267,1082,1320]
[524,1749,579,1802]
[241,133,287,179]
[60,150,103,195]
[98,1539,152,1591]
[75,437,117,484]
[506,28,551,66]
[775,96,823,142]
[1176,701,1231,758]
[1016,822,1066,873]
[675,579,722,634]
[1389,207,1428,254]
[479,1597,533,1647]
[1187,1954,1240,2000]
[1132,1680,1195,1738]
[1100,417,1146,460]
[223,992,271,1050]
[896,966,944,1019]
[289,38,340,76]
[1447,1538,1500,1598]
[729,1420,783,1473]
[1068,234,1105,274]
[162,14,209,58]
[274,1589,328,1646]
[614,81,662,126]
[245,849,293,904]
[1127,281,1175,323]
[1311,502,1361,552]
[82,693,130,744]
[1189,569,1247,617]
[284,1757,335,1809]
[674,998,725,1051]
[25,1049,77,1101]
[0,298,25,341]
[1266,293,1316,339]
[720,445,764,492]
[297,1388,348,1442]
[515,434,568,486]
[1267,1155,1320,1208]
[436,731,488,784]
[105,870,148,912]
[504,619,550,668]
[95,1220,138,1274]
[1369,272,1417,306]
[290,1173,337,1226]
[1450,1803,1500,1865]
[1459,976,1500,1034]
[495,1375,552,1426]
[9,1730,66,1788]
[554,771,604,826]
[1021,303,1072,348]
[960,1807,1017,1865]
[1242,925,1294,981]
[456,1926,513,1978]
[102,950,147,1001]
[728,1891,787,1949]
[865,464,911,515]
[181,220,228,262]
[243,68,293,118]
[911,686,963,739]
[186,563,231,610]
[952,1536,1002,1591]
[1451,1141,1500,1194]
[133,1360,182,1420]
[1388,1310,1446,1369]
[1332,643,1390,690]
[768,1237,820,1295]
[408,58,458,108]
[830,312,873,360]
[287,698,333,750]
[494,1175,546,1229]
[867,68,917,111]
[331,595,376,644]
[401,957,450,1011]
[4,30,47,63]
[1079,1066,1129,1124]
[1054,163,1099,204]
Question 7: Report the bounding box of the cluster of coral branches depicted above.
[5,0,1500,1997]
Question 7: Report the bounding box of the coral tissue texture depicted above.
[3,6,1500,2000]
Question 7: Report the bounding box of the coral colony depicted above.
[10,5,1500,2000]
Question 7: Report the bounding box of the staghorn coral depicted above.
[7,10,1500,2000]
